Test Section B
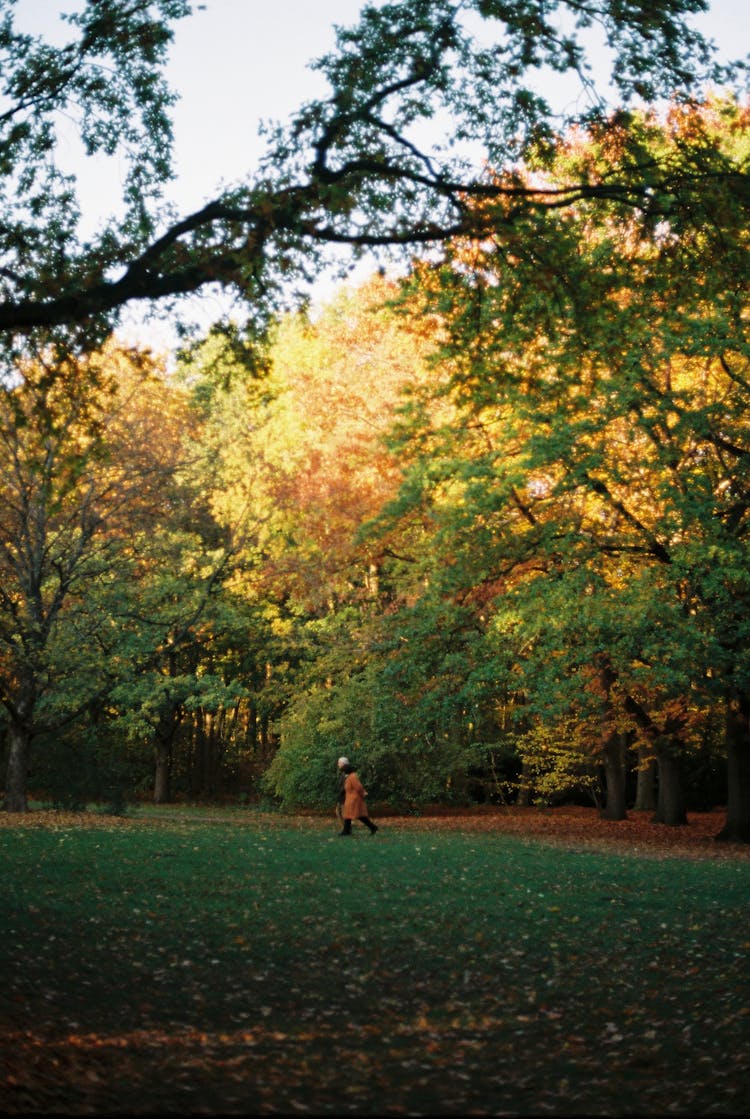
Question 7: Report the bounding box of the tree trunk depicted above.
[624,694,687,826]
[4,720,31,812]
[152,699,181,804]
[634,744,657,812]
[516,760,532,806]
[651,746,687,826]
[153,742,172,804]
[600,731,628,820]
[716,697,750,843]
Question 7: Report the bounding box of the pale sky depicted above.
[166,0,370,212]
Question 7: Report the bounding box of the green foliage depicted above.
[264,597,519,810]
[261,610,385,809]
[0,1,741,339]
[358,96,750,824]
[0,0,192,344]
[2,5,749,823]
[261,690,356,811]
[0,343,242,809]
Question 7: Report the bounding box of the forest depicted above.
[1,1,750,841]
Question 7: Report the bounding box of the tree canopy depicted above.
[0,0,745,344]
[359,94,750,835]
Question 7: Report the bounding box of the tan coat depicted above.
[343,771,368,819]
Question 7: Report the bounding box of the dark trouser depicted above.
[340,816,377,834]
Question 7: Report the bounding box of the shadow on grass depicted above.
[1,812,749,1114]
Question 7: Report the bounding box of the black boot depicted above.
[361,817,378,834]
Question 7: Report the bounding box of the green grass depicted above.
[1,812,749,1115]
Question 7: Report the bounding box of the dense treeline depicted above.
[2,98,749,839]
[1,1,749,840]
[266,99,750,840]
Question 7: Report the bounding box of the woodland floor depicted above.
[376,803,750,859]
[1,801,745,859]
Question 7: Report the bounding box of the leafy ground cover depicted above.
[1,806,749,1115]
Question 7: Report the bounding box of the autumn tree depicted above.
[378,97,750,835]
[0,341,228,811]
[253,279,528,810]
[1,0,746,816]
[179,277,437,806]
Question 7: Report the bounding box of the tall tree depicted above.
[381,96,750,836]
[173,277,433,803]
[0,341,218,810]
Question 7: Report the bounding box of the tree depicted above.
[0,1,742,343]
[377,97,750,835]
[247,277,431,608]
[183,277,436,805]
[0,341,222,811]
[3,1,745,817]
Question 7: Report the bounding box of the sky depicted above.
[14,0,750,347]
[165,0,749,209]
[165,0,373,213]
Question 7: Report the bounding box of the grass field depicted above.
[1,807,749,1115]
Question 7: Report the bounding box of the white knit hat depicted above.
[337,756,349,768]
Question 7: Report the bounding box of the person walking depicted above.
[335,756,349,823]
[338,759,378,836]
